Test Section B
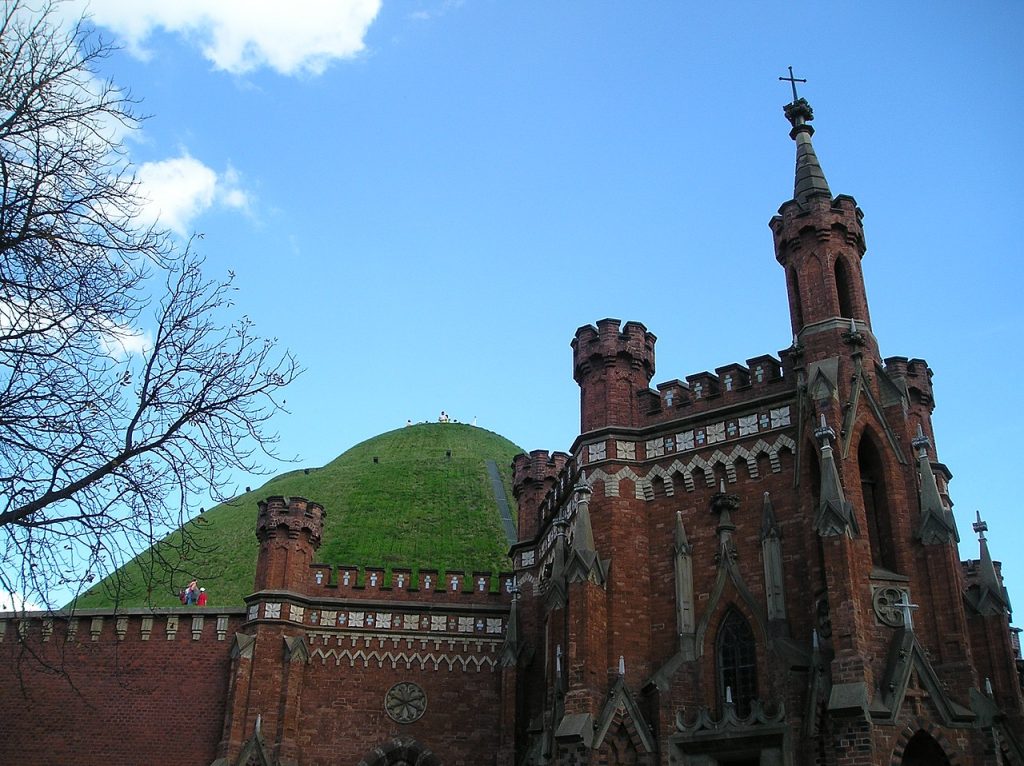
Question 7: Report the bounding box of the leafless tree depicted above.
[0,1,299,611]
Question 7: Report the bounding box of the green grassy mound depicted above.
[74,423,522,609]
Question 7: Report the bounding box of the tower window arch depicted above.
[834,256,855,319]
[717,609,757,717]
[858,433,898,572]
[788,267,804,329]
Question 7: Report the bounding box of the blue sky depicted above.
[59,2,1023,604]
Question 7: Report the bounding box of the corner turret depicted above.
[512,450,570,542]
[572,318,656,433]
[253,496,325,593]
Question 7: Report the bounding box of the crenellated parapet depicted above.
[513,449,571,541]
[255,495,325,547]
[300,564,514,601]
[644,353,792,423]
[769,194,865,266]
[0,607,246,646]
[572,318,656,380]
[572,319,656,432]
[512,450,570,498]
[254,496,326,593]
[242,565,514,650]
[884,356,934,410]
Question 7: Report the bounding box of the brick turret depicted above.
[253,496,325,593]
[769,97,878,364]
[512,449,570,542]
[572,318,656,433]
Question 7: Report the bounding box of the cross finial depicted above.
[898,591,919,631]
[779,66,807,103]
[973,510,988,541]
[911,423,931,455]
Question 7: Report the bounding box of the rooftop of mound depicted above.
[74,423,523,609]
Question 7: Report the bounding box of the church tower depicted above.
[508,78,1024,766]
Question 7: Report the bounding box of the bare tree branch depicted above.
[0,1,300,612]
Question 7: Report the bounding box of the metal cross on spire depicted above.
[973,510,988,541]
[779,66,807,102]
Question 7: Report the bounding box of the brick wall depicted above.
[0,609,243,766]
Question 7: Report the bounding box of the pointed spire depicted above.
[761,491,787,622]
[912,425,958,544]
[760,491,781,541]
[781,69,831,205]
[674,510,696,638]
[972,511,1010,613]
[814,413,858,537]
[545,516,569,610]
[674,510,691,555]
[499,583,521,667]
[571,482,597,560]
[710,486,740,566]
[566,481,606,585]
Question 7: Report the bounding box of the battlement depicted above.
[572,318,656,383]
[770,193,865,263]
[296,564,515,603]
[640,353,794,424]
[884,356,934,407]
[535,455,583,531]
[0,607,246,646]
[255,495,325,548]
[961,558,1006,589]
[513,450,571,541]
[512,450,570,497]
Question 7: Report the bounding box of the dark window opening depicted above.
[834,257,855,319]
[789,268,804,329]
[859,435,898,572]
[902,731,951,766]
[717,610,757,717]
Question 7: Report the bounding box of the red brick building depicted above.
[1,95,1022,766]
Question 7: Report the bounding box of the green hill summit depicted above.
[76,423,523,608]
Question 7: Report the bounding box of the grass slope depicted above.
[74,424,522,609]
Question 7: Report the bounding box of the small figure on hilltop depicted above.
[197,588,208,607]
[405,419,412,427]
[439,411,449,423]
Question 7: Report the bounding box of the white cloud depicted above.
[136,154,251,235]
[0,591,43,613]
[218,166,251,213]
[409,1,464,23]
[0,298,152,361]
[97,318,153,361]
[79,1,382,75]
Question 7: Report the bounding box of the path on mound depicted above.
[487,459,517,547]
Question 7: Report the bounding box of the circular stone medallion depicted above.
[872,586,906,628]
[385,681,427,724]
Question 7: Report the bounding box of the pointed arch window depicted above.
[717,609,757,717]
[859,434,898,572]
[788,268,804,329]
[834,256,855,319]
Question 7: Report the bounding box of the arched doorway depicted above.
[901,730,951,766]
[358,737,440,766]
